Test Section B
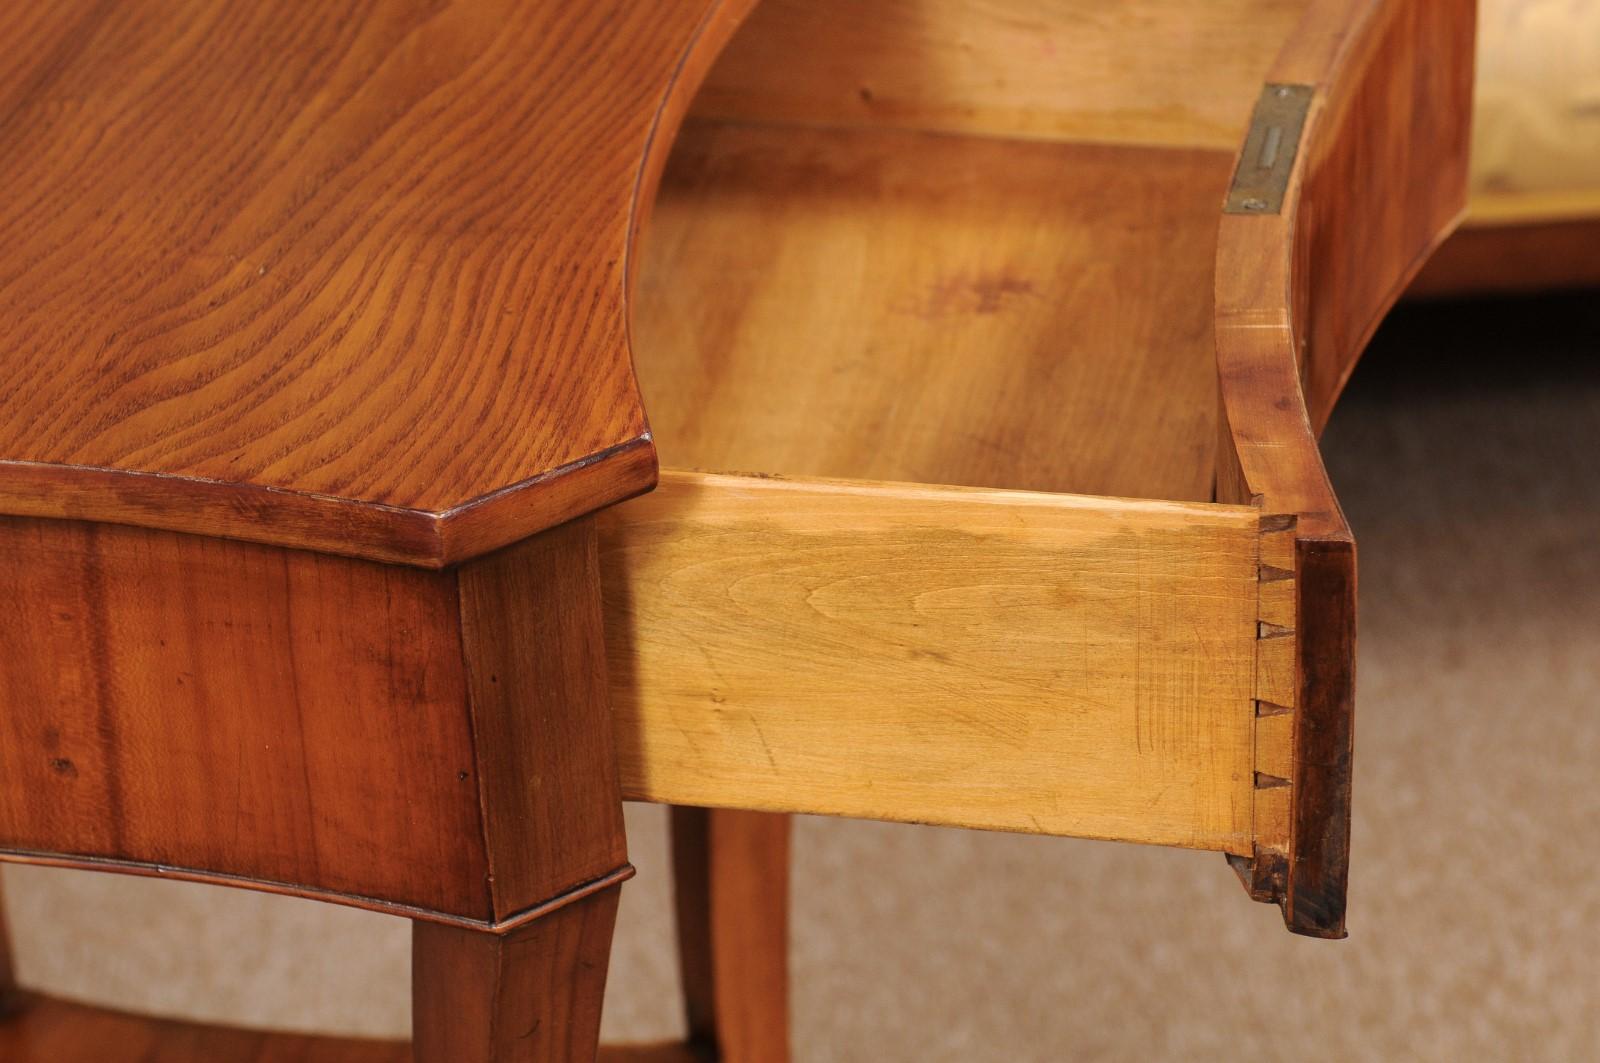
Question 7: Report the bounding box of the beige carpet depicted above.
[6,292,1599,1060]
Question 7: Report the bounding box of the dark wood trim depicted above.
[0,440,657,570]
[1285,538,1357,936]
[0,853,632,935]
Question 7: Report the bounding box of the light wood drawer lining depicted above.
[602,470,1263,854]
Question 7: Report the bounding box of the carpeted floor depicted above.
[5,292,1598,1060]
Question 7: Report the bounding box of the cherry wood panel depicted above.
[1215,0,1476,935]
[0,516,490,918]
[0,511,639,1053]
[635,122,1236,503]
[0,0,757,567]
[458,518,629,922]
[672,808,791,1063]
[1289,0,1477,431]
[692,0,1312,148]
[603,471,1261,851]
[0,513,632,926]
[1409,216,1600,297]
[414,887,622,1063]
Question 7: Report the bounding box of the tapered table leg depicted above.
[413,884,623,1063]
[672,808,790,1063]
[413,517,634,1062]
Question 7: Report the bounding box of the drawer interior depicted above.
[633,0,1314,502]
[601,0,1328,859]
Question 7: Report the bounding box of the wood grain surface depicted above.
[693,0,1312,148]
[457,518,629,922]
[1404,0,1600,295]
[0,516,490,918]
[413,887,621,1063]
[672,808,791,1063]
[0,0,756,567]
[1215,0,1475,935]
[0,513,631,927]
[1289,0,1477,432]
[635,121,1236,504]
[1410,215,1600,297]
[602,472,1261,852]
[629,84,1239,1041]
[1467,0,1600,213]
[629,56,1300,1032]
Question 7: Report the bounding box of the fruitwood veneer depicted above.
[0,0,756,567]
[0,0,758,1059]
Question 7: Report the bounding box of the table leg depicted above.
[672,808,790,1063]
[413,884,623,1063]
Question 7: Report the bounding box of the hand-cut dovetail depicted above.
[1257,621,1293,639]
[1259,513,1297,533]
[1256,700,1293,718]
[1259,564,1294,583]
[1254,772,1291,790]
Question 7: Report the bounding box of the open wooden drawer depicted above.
[600,0,1475,939]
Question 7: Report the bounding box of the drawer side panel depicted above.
[603,471,1261,853]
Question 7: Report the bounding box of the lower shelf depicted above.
[0,992,698,1062]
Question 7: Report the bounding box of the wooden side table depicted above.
[0,0,1473,1059]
